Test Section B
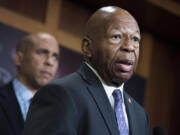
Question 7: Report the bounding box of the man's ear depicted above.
[14,51,23,66]
[82,37,92,58]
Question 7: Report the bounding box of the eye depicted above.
[132,36,139,42]
[110,34,121,44]
[52,54,59,61]
[36,49,48,55]
[112,35,121,40]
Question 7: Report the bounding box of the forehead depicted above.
[104,14,140,35]
[32,36,59,53]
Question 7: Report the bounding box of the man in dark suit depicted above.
[0,32,60,135]
[23,6,151,135]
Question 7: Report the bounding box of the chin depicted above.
[115,72,133,82]
[37,79,50,87]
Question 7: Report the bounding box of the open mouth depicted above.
[115,60,133,72]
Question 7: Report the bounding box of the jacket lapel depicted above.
[0,82,24,135]
[124,92,137,135]
[87,85,120,135]
[78,63,120,135]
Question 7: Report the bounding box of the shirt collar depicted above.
[85,62,125,103]
[13,78,34,102]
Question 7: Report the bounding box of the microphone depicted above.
[153,126,168,135]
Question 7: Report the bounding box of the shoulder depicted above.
[54,72,83,86]
[0,82,11,91]
[0,82,19,113]
[34,72,84,100]
[44,72,84,93]
[0,82,14,99]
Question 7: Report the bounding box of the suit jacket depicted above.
[23,63,151,135]
[0,82,24,135]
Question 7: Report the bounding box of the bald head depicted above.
[83,6,139,40]
[82,6,141,86]
[16,32,58,54]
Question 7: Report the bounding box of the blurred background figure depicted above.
[0,32,60,135]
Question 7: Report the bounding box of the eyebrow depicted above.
[109,28,141,36]
[135,31,141,38]
[37,48,59,55]
[134,30,140,34]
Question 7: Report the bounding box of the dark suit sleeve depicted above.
[23,84,79,135]
[0,106,13,135]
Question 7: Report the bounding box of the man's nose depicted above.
[120,39,135,52]
[44,55,54,66]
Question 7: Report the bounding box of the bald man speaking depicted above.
[23,6,151,135]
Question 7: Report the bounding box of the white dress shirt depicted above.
[13,78,34,121]
[85,62,129,129]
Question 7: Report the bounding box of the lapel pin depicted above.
[128,98,132,104]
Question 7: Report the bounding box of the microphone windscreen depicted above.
[153,126,167,135]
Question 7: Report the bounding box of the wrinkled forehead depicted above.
[84,7,140,39]
[106,15,140,35]
[102,11,140,33]
[102,12,140,37]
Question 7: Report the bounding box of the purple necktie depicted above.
[113,89,129,135]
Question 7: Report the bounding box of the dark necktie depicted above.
[113,89,129,135]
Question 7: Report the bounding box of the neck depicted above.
[85,62,124,87]
[16,75,37,94]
